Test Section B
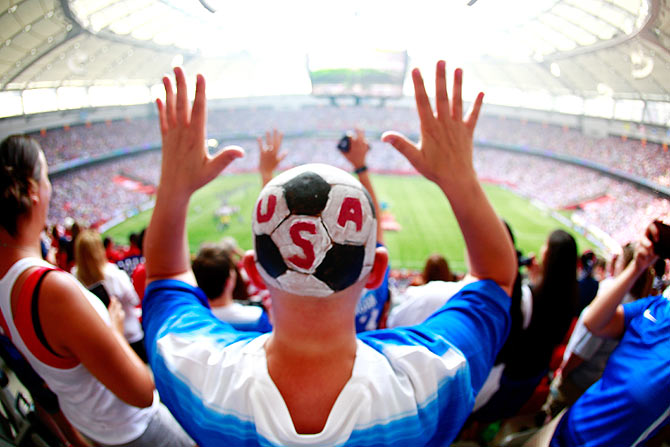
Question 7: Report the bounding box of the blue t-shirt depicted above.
[142,279,510,447]
[551,295,670,447]
[355,265,390,332]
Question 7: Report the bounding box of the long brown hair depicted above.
[74,230,107,286]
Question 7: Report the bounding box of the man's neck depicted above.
[263,288,361,435]
[266,291,359,359]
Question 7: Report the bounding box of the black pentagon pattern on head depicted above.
[255,234,287,278]
[314,243,365,292]
[282,172,331,216]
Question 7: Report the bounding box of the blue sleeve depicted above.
[419,280,510,392]
[142,279,252,364]
[142,280,262,446]
[359,280,510,393]
[622,295,656,328]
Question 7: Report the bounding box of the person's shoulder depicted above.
[41,268,82,295]
[39,269,97,315]
[646,294,670,317]
[103,262,127,278]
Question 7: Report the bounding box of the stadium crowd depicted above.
[44,134,669,251]
[35,119,160,167]
[32,107,668,188]
[0,62,668,447]
[49,152,161,227]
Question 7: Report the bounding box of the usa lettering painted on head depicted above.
[257,193,364,270]
[337,197,363,231]
[256,194,277,224]
[287,221,317,269]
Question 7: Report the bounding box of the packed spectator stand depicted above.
[34,106,670,250]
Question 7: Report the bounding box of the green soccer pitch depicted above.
[104,173,596,272]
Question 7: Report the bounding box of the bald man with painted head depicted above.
[141,62,516,446]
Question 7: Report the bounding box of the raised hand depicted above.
[156,67,244,198]
[382,61,483,191]
[258,129,286,186]
[342,129,369,170]
[382,60,515,295]
[636,227,659,272]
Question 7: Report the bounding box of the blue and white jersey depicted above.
[142,279,510,447]
[551,294,670,447]
[355,265,390,332]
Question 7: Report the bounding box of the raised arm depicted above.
[145,68,244,285]
[342,129,384,244]
[382,61,515,295]
[583,233,657,338]
[258,129,286,187]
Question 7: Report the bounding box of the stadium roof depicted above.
[1,0,670,122]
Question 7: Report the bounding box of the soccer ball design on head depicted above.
[252,164,377,297]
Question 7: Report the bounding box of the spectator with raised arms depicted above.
[142,62,516,446]
[531,222,670,447]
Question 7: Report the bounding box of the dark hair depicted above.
[137,229,146,255]
[422,254,454,283]
[495,220,524,366]
[580,250,596,276]
[506,229,578,379]
[192,244,233,299]
[533,230,578,329]
[103,237,112,249]
[0,135,43,237]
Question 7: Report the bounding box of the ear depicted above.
[365,246,389,289]
[27,179,39,204]
[242,250,266,289]
[224,268,237,295]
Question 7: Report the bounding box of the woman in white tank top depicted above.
[0,135,193,447]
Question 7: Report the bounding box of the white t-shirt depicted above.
[211,302,263,325]
[387,280,467,328]
[74,263,143,343]
[102,263,143,343]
